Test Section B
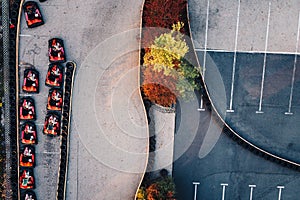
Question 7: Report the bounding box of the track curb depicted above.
[134,0,150,199]
[56,61,76,200]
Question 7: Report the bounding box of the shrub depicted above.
[141,66,177,107]
[142,22,200,106]
[143,22,188,77]
[146,177,176,200]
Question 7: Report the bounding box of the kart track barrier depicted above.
[56,61,76,200]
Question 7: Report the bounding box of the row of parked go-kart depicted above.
[20,1,67,199]
[20,37,66,137]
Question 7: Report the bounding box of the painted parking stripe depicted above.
[195,48,300,55]
[285,12,300,115]
[249,185,256,200]
[198,0,210,112]
[227,0,241,113]
[193,182,200,200]
[221,183,228,200]
[256,2,271,114]
[277,186,284,200]
[202,0,210,79]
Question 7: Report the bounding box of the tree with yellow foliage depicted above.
[142,22,200,106]
[143,22,189,77]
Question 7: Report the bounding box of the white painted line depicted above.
[19,62,34,67]
[286,11,300,114]
[195,48,300,55]
[19,94,33,97]
[199,0,210,111]
[193,182,200,200]
[19,34,33,37]
[198,87,205,111]
[227,0,241,112]
[249,185,256,200]
[203,0,210,78]
[257,2,271,113]
[43,151,60,154]
[277,186,284,200]
[284,112,293,115]
[226,109,234,113]
[199,95,205,111]
[221,183,228,200]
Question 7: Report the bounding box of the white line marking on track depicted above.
[227,0,241,112]
[286,11,300,115]
[257,2,271,113]
[42,151,60,154]
[19,34,33,37]
[19,94,33,97]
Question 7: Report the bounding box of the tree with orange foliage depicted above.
[145,177,176,200]
[141,22,199,107]
[141,66,177,107]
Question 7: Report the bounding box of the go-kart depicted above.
[48,38,66,63]
[21,122,37,144]
[19,98,36,120]
[47,88,63,111]
[23,1,44,28]
[45,63,63,87]
[19,168,35,189]
[20,145,35,167]
[22,68,39,93]
[21,190,37,200]
[43,112,60,136]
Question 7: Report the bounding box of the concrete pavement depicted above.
[65,0,148,199]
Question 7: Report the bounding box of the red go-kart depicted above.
[43,113,60,136]
[21,190,37,200]
[45,63,63,87]
[19,168,35,189]
[23,1,44,28]
[48,38,66,63]
[22,69,39,93]
[20,98,36,120]
[21,122,37,144]
[20,145,35,167]
[47,89,63,111]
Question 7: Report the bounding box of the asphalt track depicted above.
[172,0,300,199]
[198,51,300,164]
[189,0,300,168]
[17,0,148,199]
